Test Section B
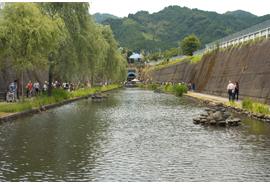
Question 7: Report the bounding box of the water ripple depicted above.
[0,89,270,181]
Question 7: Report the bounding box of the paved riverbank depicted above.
[185,92,241,105]
[185,91,270,123]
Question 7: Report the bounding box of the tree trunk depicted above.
[91,74,94,88]
[21,72,24,100]
[48,64,53,97]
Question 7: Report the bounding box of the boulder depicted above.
[210,120,217,125]
[218,121,226,127]
[212,111,223,121]
[200,119,207,123]
[200,113,208,117]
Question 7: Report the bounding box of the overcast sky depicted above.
[89,0,270,17]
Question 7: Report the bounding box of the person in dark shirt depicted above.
[234,81,239,101]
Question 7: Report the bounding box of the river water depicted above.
[0,88,270,181]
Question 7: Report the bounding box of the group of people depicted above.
[25,81,42,97]
[6,80,75,102]
[25,81,75,97]
[227,81,239,101]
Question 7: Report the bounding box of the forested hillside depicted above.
[93,13,119,23]
[101,6,270,51]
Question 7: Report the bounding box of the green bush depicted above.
[173,84,188,97]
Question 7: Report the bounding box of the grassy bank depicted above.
[0,84,121,114]
[148,54,203,72]
[241,98,270,115]
[139,83,188,97]
[227,98,270,115]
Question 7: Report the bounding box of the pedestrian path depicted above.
[186,91,241,106]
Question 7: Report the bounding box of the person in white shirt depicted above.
[227,80,235,101]
[33,82,40,95]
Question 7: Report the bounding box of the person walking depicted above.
[43,81,48,92]
[234,81,239,101]
[227,80,235,101]
[33,81,40,96]
[26,81,33,98]
[6,80,18,102]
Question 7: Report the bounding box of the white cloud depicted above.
[89,0,270,17]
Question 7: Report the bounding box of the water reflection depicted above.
[0,88,270,181]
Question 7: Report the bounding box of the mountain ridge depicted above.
[99,6,270,51]
[93,13,119,23]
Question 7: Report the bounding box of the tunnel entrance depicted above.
[127,69,137,81]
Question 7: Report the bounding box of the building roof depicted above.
[129,53,143,59]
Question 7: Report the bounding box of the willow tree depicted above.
[0,3,66,97]
[40,2,91,83]
[40,2,127,85]
[101,26,120,82]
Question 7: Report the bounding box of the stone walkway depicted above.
[186,92,241,105]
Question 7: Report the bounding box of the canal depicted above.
[0,88,270,181]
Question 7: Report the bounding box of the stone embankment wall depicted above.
[145,40,270,103]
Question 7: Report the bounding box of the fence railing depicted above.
[192,19,270,55]
[205,19,270,51]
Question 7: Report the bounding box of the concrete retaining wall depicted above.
[147,39,270,103]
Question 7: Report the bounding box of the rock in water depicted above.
[210,120,217,125]
[212,111,223,121]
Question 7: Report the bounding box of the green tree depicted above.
[39,3,127,85]
[179,34,201,56]
[0,3,66,97]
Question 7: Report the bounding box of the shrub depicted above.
[173,84,188,97]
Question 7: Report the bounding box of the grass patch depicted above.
[138,83,159,90]
[149,57,188,71]
[148,54,204,72]
[0,102,32,113]
[242,98,270,115]
[226,101,241,108]
[189,54,203,64]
